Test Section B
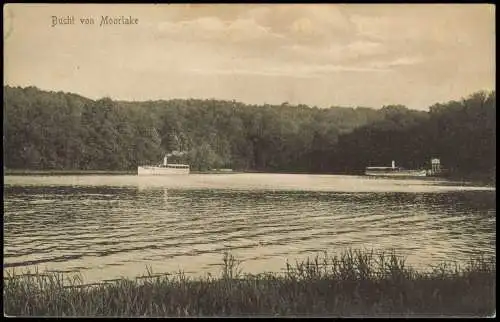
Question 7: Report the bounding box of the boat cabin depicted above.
[158,155,189,169]
[365,166,402,173]
[159,164,190,169]
[366,160,402,172]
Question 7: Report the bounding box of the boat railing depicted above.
[138,163,190,169]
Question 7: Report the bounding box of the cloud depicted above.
[236,5,357,45]
[283,39,388,66]
[155,5,388,65]
[346,40,386,56]
[290,17,316,36]
[368,56,424,69]
[242,6,272,21]
[348,6,446,42]
[157,17,224,37]
[349,7,490,52]
[157,15,283,43]
[301,5,353,31]
[226,18,284,42]
[187,62,392,79]
[189,16,226,32]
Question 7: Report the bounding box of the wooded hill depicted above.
[3,86,495,181]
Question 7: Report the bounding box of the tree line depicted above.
[3,86,495,181]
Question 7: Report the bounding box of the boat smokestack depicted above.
[392,160,395,169]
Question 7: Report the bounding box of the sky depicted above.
[3,3,496,110]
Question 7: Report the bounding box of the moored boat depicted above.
[365,161,427,177]
[137,155,190,175]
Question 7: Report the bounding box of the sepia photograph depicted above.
[3,3,496,317]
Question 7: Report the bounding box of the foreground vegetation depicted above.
[4,249,496,317]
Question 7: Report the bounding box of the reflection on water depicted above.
[3,174,496,284]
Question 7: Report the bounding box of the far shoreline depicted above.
[3,169,243,176]
[4,169,136,176]
[3,168,495,187]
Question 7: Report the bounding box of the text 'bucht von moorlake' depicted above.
[51,15,139,27]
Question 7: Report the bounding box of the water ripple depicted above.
[3,175,495,283]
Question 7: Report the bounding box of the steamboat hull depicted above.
[365,170,427,177]
[137,166,190,175]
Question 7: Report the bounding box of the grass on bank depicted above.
[3,249,496,317]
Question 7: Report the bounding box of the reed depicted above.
[3,249,495,317]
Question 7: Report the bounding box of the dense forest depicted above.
[3,86,496,182]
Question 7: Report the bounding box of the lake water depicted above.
[4,174,496,284]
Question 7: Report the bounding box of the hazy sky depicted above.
[3,4,495,110]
